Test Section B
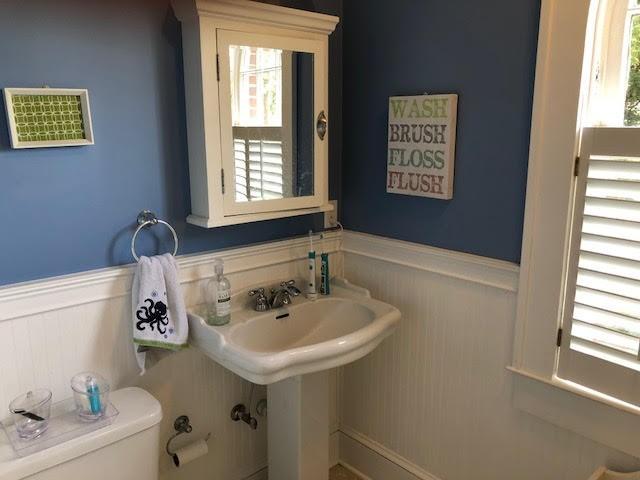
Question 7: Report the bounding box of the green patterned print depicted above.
[12,94,85,142]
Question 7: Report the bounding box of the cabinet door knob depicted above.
[316,110,328,140]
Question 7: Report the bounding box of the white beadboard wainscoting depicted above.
[4,228,640,480]
[0,231,342,480]
[339,232,640,480]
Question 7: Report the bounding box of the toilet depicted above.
[0,387,162,480]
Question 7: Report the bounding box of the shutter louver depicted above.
[563,128,640,378]
[232,127,285,202]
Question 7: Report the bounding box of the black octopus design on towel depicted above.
[136,298,169,334]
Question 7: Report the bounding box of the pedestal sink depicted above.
[188,278,400,480]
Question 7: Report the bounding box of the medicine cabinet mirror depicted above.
[173,0,338,227]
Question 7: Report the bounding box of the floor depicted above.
[329,464,363,480]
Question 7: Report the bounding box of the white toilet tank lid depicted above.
[0,387,162,480]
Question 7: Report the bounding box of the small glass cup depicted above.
[71,372,110,422]
[9,389,52,440]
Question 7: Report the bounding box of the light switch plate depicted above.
[324,200,338,229]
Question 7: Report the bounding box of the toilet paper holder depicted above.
[165,415,210,466]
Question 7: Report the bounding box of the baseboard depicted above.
[339,427,442,480]
[243,466,268,480]
[339,461,373,480]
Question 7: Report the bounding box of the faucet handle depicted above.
[281,280,301,296]
[248,288,269,311]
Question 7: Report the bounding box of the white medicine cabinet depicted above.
[172,0,339,227]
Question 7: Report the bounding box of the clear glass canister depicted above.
[9,389,52,439]
[70,372,110,421]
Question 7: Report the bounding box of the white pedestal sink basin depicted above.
[188,278,400,480]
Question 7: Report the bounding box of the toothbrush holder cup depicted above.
[70,372,110,421]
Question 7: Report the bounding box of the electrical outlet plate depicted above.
[324,200,338,229]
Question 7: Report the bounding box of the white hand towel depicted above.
[132,253,188,374]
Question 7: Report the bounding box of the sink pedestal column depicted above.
[267,371,329,480]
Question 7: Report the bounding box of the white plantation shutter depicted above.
[558,127,640,405]
[233,127,285,202]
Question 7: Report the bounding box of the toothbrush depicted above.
[12,409,45,421]
[86,376,102,414]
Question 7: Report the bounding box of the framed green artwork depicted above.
[3,87,94,148]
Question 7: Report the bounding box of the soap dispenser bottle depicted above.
[207,259,231,326]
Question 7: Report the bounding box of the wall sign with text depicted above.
[387,94,457,199]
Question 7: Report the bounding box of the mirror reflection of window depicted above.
[230,46,287,202]
[228,45,314,203]
[230,46,283,127]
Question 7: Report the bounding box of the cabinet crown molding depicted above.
[172,0,339,35]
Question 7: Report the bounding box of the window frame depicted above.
[586,0,630,126]
[510,0,640,458]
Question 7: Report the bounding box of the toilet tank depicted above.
[0,387,162,480]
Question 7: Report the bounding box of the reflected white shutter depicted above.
[233,127,285,202]
[558,127,640,405]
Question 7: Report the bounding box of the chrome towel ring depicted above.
[131,210,179,262]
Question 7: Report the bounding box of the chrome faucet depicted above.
[270,280,301,309]
[248,280,301,311]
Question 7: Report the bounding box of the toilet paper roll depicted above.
[172,439,208,467]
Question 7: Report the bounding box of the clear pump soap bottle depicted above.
[207,258,231,326]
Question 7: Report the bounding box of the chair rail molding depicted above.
[342,231,519,292]
[0,231,342,321]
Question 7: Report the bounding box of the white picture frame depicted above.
[3,87,94,149]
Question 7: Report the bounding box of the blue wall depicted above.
[341,0,540,263]
[0,0,536,285]
[0,0,341,286]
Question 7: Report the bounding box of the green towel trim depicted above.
[134,339,188,351]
